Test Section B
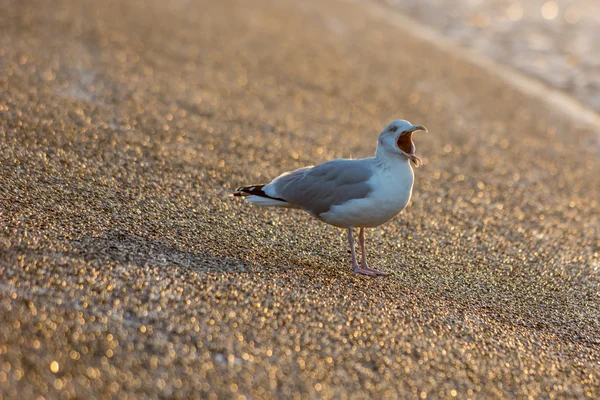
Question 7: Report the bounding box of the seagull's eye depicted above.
[389,126,398,133]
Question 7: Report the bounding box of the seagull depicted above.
[233,120,427,276]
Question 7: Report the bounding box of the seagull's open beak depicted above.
[406,125,426,166]
[397,124,427,167]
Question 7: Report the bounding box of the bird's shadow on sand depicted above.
[71,230,252,274]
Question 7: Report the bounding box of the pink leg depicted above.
[358,228,388,276]
[348,227,382,276]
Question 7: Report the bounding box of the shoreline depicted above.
[374,0,600,116]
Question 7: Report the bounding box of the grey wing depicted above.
[265,159,374,216]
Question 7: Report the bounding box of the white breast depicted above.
[320,159,414,228]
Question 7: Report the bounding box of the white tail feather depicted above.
[246,195,292,207]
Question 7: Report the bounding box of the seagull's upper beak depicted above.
[408,125,428,133]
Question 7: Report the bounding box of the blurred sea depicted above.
[378,0,600,112]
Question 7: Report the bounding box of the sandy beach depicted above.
[1,0,599,398]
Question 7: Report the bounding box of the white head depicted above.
[375,119,427,167]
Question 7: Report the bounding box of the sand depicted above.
[0,0,599,398]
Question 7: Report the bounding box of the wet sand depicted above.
[1,0,599,398]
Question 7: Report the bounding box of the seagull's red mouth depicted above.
[397,132,422,166]
[396,132,412,154]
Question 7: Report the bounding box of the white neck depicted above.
[375,145,412,169]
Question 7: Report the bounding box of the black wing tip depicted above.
[233,184,266,197]
[233,184,287,202]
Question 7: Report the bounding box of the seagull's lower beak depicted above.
[409,154,422,167]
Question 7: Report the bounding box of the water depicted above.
[379,0,600,112]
